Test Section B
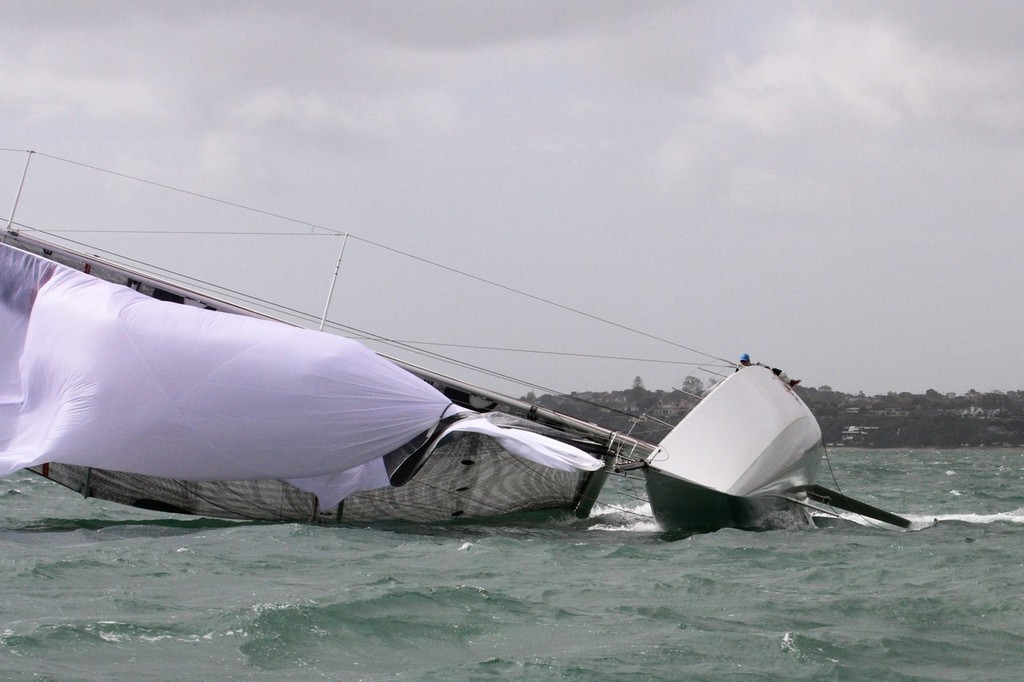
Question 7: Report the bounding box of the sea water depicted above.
[2,448,1022,681]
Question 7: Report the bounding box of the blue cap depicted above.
[740,353,750,362]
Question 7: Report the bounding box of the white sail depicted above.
[0,243,600,508]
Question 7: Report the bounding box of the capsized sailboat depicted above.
[2,227,907,532]
[2,230,656,523]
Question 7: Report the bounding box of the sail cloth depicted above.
[0,243,600,507]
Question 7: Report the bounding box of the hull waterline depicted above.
[644,467,813,533]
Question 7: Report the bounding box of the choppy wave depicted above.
[909,508,1024,526]
[819,507,1024,531]
[585,500,660,533]
[4,448,1024,680]
[585,498,1024,534]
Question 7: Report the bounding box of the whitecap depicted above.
[586,500,660,532]
[922,509,1024,525]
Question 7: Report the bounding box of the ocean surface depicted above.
[2,447,1022,681]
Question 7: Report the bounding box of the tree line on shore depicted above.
[526,377,1024,448]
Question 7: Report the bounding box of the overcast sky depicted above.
[3,1,1022,398]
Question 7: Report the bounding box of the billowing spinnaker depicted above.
[0,244,599,507]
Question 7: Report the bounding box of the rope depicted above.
[6,151,739,431]
[346,233,729,365]
[9,221,710,426]
[822,442,845,493]
[6,150,732,367]
[356,340,728,369]
[29,151,333,234]
[816,442,889,530]
[590,472,654,520]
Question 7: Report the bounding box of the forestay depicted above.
[0,243,600,508]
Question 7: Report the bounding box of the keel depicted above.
[803,485,911,528]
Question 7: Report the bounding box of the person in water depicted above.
[736,353,800,387]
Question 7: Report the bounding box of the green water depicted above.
[2,448,1023,680]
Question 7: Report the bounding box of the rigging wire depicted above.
[9,220,726,423]
[347,233,728,364]
[588,472,655,521]
[816,442,890,530]
[27,151,333,234]
[346,339,729,368]
[39,226,732,366]
[5,150,738,428]
[7,149,879,532]
[6,150,732,367]
[822,442,845,493]
[7,221,664,423]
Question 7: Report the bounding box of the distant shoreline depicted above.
[824,444,1024,450]
[531,383,1024,449]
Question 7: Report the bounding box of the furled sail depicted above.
[0,243,600,507]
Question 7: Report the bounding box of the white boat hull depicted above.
[643,366,824,532]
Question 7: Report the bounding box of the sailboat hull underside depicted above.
[644,467,813,534]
